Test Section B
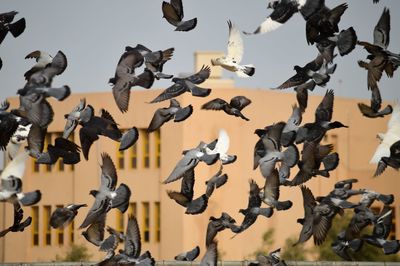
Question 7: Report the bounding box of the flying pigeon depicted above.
[211,21,255,78]
[204,129,237,165]
[150,65,211,103]
[206,212,237,247]
[201,96,252,121]
[50,204,87,229]
[162,0,197,31]
[0,11,25,45]
[358,86,393,118]
[36,137,81,165]
[147,99,193,133]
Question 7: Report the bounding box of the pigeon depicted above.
[68,106,138,160]
[274,54,330,90]
[110,47,155,113]
[79,153,131,229]
[281,104,302,147]
[244,0,324,35]
[49,204,87,229]
[82,213,119,261]
[128,44,174,80]
[162,0,197,31]
[24,50,53,81]
[62,98,93,139]
[147,99,193,133]
[211,20,255,78]
[104,215,155,265]
[174,246,200,261]
[260,169,293,211]
[249,248,287,266]
[35,137,81,165]
[150,65,211,103]
[374,139,400,177]
[206,212,237,247]
[358,189,394,208]
[0,11,25,45]
[358,86,393,118]
[370,101,400,164]
[205,165,228,198]
[294,81,316,113]
[305,3,348,45]
[204,129,237,165]
[201,96,252,121]
[233,180,273,234]
[166,169,209,215]
[200,240,218,266]
[0,151,42,207]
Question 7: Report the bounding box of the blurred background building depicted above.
[0,52,398,262]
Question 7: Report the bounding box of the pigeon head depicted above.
[329,121,348,129]
[294,65,302,72]
[64,114,69,119]
[267,1,278,9]
[172,77,179,83]
[89,190,98,197]
[108,77,116,85]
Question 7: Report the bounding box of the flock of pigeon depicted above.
[0,0,400,265]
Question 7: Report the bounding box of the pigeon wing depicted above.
[226,20,243,64]
[374,8,390,49]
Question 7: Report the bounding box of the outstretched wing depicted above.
[226,20,243,64]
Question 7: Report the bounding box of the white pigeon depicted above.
[206,129,237,164]
[211,20,255,78]
[370,101,400,164]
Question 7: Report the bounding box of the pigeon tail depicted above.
[236,65,255,78]
[175,18,197,32]
[9,18,26,38]
[383,240,400,255]
[349,238,363,252]
[111,183,131,213]
[337,27,357,56]
[190,86,211,97]
[377,193,394,205]
[276,200,293,211]
[46,86,71,101]
[322,152,339,171]
[135,69,155,89]
[221,155,237,165]
[258,207,274,218]
[185,194,208,215]
[155,72,173,80]
[19,190,42,206]
[119,127,139,151]
[174,105,193,122]
[282,145,299,167]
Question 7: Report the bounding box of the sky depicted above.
[0,0,399,102]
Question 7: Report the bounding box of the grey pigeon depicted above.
[260,169,292,211]
[110,47,154,113]
[49,204,87,229]
[201,96,251,121]
[174,246,200,261]
[150,65,211,103]
[249,248,287,266]
[205,165,228,198]
[206,212,237,247]
[358,86,392,118]
[63,98,93,139]
[162,0,197,32]
[80,153,131,229]
[147,99,192,133]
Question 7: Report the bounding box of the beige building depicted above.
[0,52,398,263]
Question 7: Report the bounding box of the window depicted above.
[116,210,124,234]
[54,133,64,172]
[154,202,160,242]
[68,132,75,171]
[117,148,125,170]
[154,130,161,168]
[130,144,137,169]
[69,221,74,244]
[32,206,39,246]
[43,205,51,245]
[44,134,52,172]
[56,205,64,245]
[142,202,150,242]
[330,134,338,153]
[32,157,40,173]
[142,130,150,168]
[128,202,137,217]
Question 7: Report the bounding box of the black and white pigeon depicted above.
[147,99,192,133]
[24,50,53,81]
[374,139,400,177]
[201,96,252,121]
[36,137,81,165]
[0,151,41,207]
[166,169,209,215]
[162,0,197,32]
[211,21,255,78]
[104,215,155,266]
[110,47,154,113]
[204,129,237,165]
[49,204,87,229]
[128,44,174,80]
[174,246,200,261]
[150,65,212,103]
[67,106,138,160]
[0,11,25,45]
[80,153,131,229]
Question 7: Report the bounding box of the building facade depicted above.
[0,52,398,262]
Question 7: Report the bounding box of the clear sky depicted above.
[0,0,399,102]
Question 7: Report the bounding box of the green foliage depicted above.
[56,244,92,262]
[281,236,308,261]
[250,228,276,257]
